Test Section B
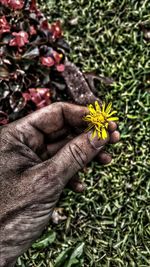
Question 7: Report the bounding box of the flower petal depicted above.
[95,101,101,112]
[102,102,106,112]
[88,104,96,115]
[56,64,65,72]
[106,102,112,113]
[105,122,109,129]
[83,115,92,119]
[102,128,107,139]
[107,117,119,121]
[83,116,92,122]
[107,110,117,117]
[85,124,93,132]
[95,124,101,131]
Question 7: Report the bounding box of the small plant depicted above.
[0,0,69,124]
[83,101,118,139]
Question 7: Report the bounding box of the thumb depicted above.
[31,132,109,191]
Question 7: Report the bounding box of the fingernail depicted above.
[88,131,108,150]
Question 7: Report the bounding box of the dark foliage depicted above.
[0,0,69,124]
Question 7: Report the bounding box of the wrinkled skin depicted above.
[0,102,120,267]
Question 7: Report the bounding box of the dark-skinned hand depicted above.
[0,102,120,267]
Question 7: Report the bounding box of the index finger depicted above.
[19,102,89,135]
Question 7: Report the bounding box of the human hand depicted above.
[0,102,120,267]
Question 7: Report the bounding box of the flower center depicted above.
[92,113,106,125]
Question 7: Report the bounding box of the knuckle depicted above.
[68,143,87,168]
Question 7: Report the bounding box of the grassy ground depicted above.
[17,0,150,266]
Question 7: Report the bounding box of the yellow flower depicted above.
[83,101,118,139]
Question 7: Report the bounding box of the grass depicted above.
[16,0,150,266]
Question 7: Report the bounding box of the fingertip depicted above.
[63,103,89,127]
[74,182,86,192]
[108,121,117,132]
[88,131,109,150]
[109,130,120,144]
[69,180,86,192]
[97,151,112,165]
